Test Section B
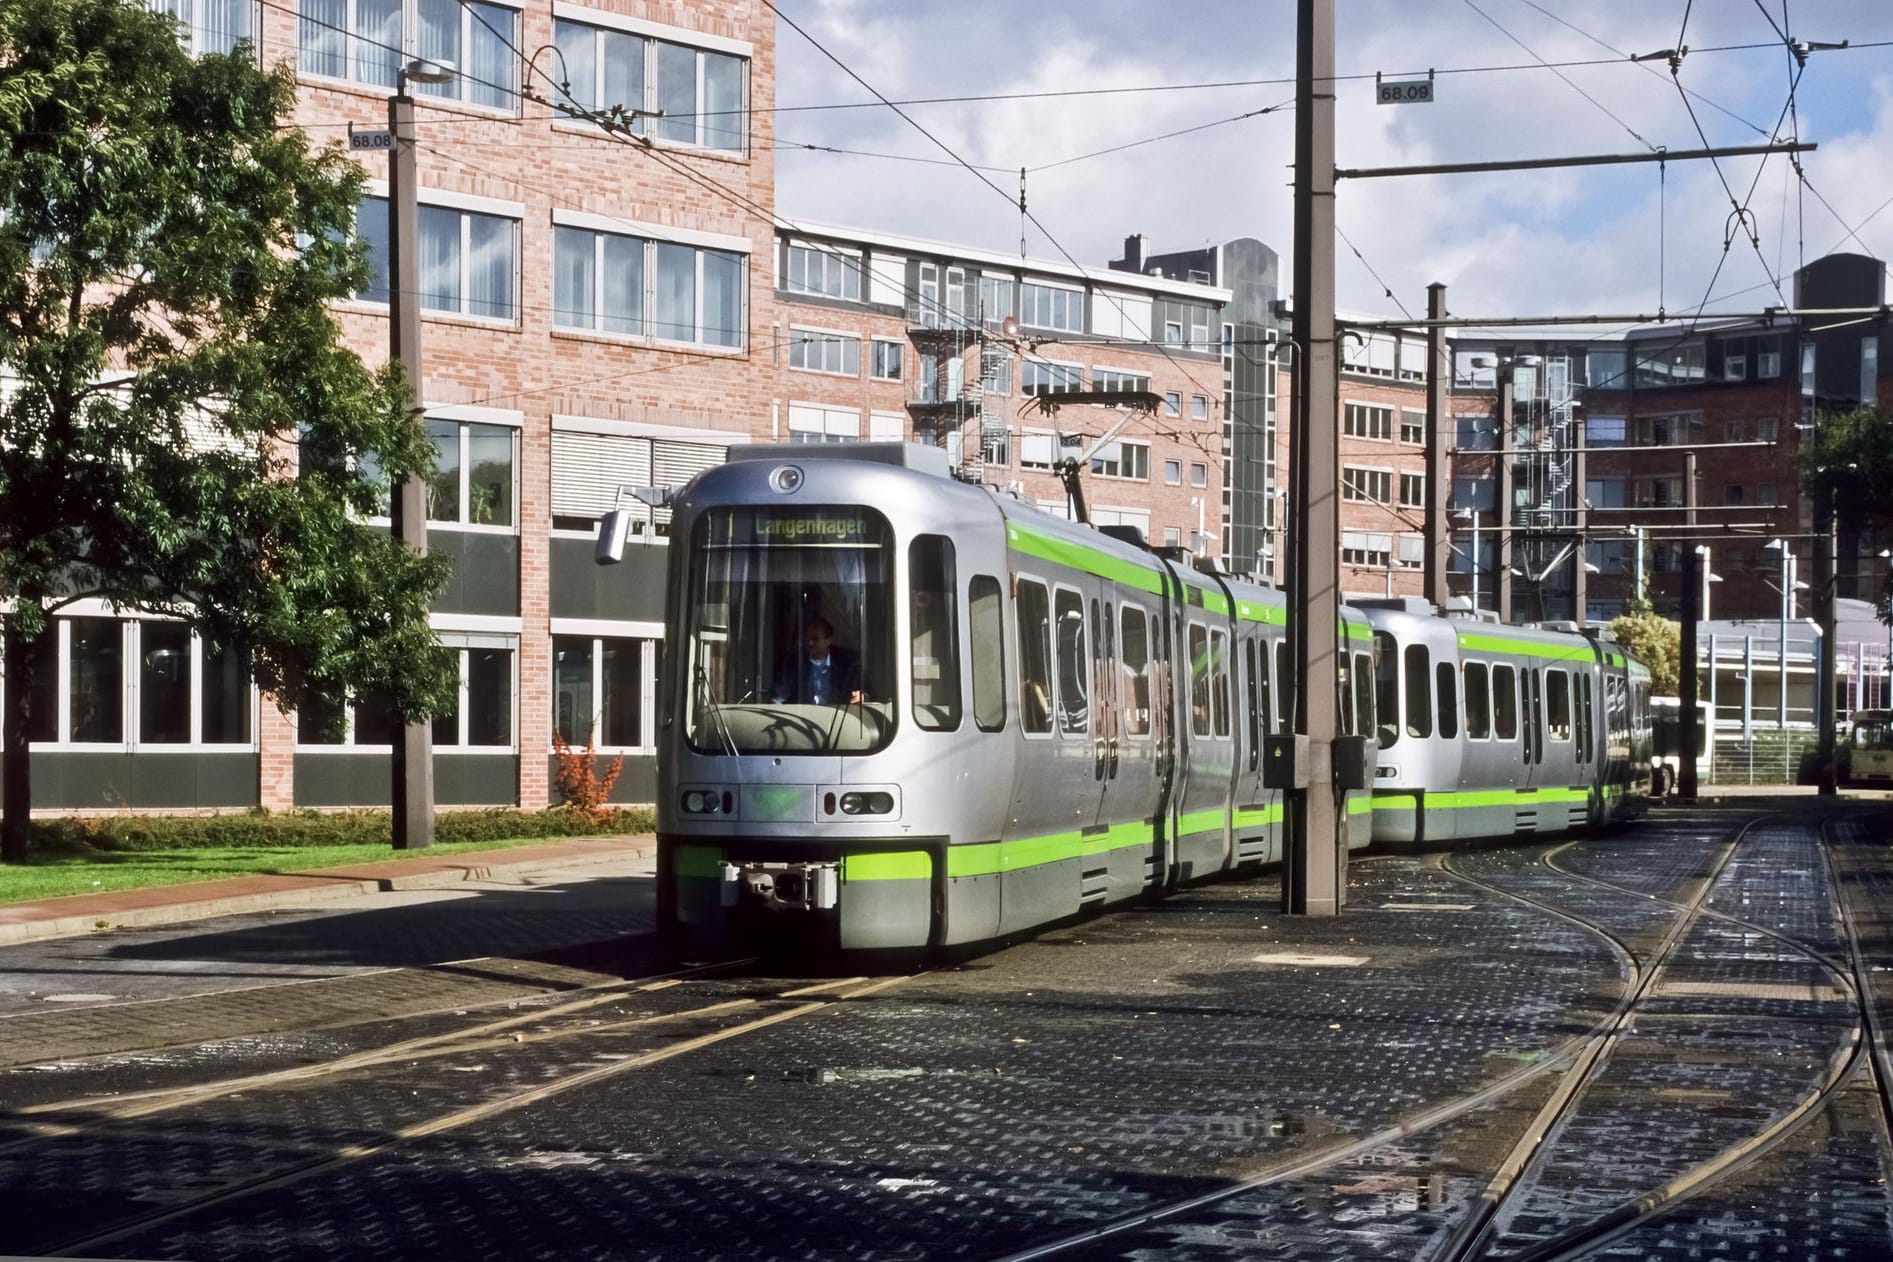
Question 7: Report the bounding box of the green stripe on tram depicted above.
[1455,631,1597,663]
[1372,786,1591,811]
[1006,521,1165,594]
[1238,600,1287,625]
[842,851,932,882]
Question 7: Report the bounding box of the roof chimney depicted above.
[1122,233,1145,274]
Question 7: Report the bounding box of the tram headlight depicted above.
[837,791,894,816]
[681,790,728,815]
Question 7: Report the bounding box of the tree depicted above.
[0,0,456,862]
[1606,599,1682,698]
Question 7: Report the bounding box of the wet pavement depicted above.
[2,802,1892,1259]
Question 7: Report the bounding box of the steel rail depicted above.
[37,972,914,1259]
[985,840,1646,1262]
[1488,815,1870,1261]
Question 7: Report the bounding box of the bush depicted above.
[27,805,656,853]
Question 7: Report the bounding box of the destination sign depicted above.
[740,509,876,547]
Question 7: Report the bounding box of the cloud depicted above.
[772,0,1893,321]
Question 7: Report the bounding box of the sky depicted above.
[771,0,1893,328]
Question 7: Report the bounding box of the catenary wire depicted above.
[1461,0,1656,150]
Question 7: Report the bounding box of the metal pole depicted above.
[1573,417,1588,624]
[1679,453,1699,800]
[1496,371,1514,625]
[1285,0,1342,917]
[1635,526,1646,607]
[1779,546,1790,731]
[1743,634,1753,741]
[1817,486,1838,794]
[1470,510,1481,613]
[389,74,435,849]
[1423,282,1450,608]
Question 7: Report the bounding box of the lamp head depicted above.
[401,58,456,86]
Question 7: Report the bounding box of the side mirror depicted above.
[596,509,634,565]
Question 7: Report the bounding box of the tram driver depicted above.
[773,615,865,705]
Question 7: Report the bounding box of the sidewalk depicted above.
[0,834,657,947]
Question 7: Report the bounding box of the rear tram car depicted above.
[647,443,1653,955]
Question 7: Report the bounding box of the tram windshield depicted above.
[685,506,896,754]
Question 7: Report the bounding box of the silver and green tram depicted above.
[1358,600,1653,846]
[654,443,1375,954]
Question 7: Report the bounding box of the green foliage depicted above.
[1800,404,1893,527]
[1606,600,1683,697]
[28,806,656,854]
[0,0,457,859]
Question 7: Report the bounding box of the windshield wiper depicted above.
[694,662,739,757]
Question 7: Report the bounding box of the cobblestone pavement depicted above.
[4,807,1893,1260]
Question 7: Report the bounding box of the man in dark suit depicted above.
[776,616,862,704]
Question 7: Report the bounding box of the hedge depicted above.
[28,806,657,853]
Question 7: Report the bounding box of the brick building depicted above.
[15,0,1239,815]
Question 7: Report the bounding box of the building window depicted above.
[1758,481,1778,504]
[1018,430,1057,470]
[1344,402,1393,440]
[870,338,903,381]
[1093,368,1151,394]
[1586,348,1627,389]
[1164,320,1182,346]
[1189,463,1207,488]
[9,617,255,747]
[788,402,861,444]
[1164,391,1181,416]
[1725,418,1747,443]
[1019,282,1082,332]
[1635,475,1684,508]
[1456,415,1497,450]
[554,225,744,348]
[1091,441,1150,481]
[432,643,515,749]
[425,419,515,527]
[357,195,519,321]
[1191,395,1209,421]
[789,327,860,375]
[1757,349,1782,378]
[1341,531,1393,567]
[1164,459,1181,486]
[1399,471,1426,508]
[553,635,652,749]
[978,274,1014,325]
[1163,527,1182,548]
[1343,467,1392,505]
[981,427,1010,467]
[300,0,520,110]
[1399,410,1424,444]
[980,347,1011,395]
[1725,484,1745,505]
[1586,416,1626,447]
[784,242,862,301]
[1022,360,1083,396]
[1636,413,1698,446]
[550,18,745,151]
[1754,416,1779,443]
[1634,342,1706,387]
[154,0,257,56]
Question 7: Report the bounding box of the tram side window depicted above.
[1245,639,1261,766]
[1546,669,1571,741]
[969,575,1005,732]
[1465,662,1491,739]
[1211,628,1231,739]
[1189,623,1211,737]
[1436,660,1459,739]
[1276,640,1290,731]
[1120,604,1151,737]
[1054,588,1088,737]
[1257,637,1273,739]
[1493,663,1518,740]
[1373,631,1400,749]
[1354,651,1374,740]
[909,536,961,731]
[1015,578,1053,734]
[1576,673,1592,761]
[1404,644,1432,739]
[1336,649,1354,736]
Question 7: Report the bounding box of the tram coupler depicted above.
[720,860,840,913]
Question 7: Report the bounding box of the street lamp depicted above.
[1695,545,1722,622]
[387,56,455,851]
[1762,538,1802,730]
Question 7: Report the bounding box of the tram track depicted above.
[988,809,1882,1262]
[0,955,757,1147]
[1422,810,1885,1261]
[6,968,914,1259]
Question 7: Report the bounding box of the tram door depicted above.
[1112,592,1161,828]
[1052,582,1105,832]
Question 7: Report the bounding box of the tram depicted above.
[636,442,1653,955]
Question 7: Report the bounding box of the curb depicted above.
[0,841,658,948]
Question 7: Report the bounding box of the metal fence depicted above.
[1709,732,1817,786]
